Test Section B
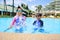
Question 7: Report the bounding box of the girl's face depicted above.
[17,12,22,16]
[16,9,22,16]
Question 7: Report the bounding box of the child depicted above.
[5,6,26,33]
[32,13,43,33]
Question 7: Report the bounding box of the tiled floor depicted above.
[0,32,60,40]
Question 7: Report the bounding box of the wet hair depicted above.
[16,6,22,12]
[17,6,22,9]
[35,13,42,17]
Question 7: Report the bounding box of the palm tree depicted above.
[4,0,6,11]
[12,0,14,13]
[10,0,14,16]
[35,5,42,13]
[21,3,29,16]
[21,3,29,10]
[4,0,7,11]
[21,3,34,16]
[3,0,8,16]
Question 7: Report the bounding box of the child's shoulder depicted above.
[33,20,37,23]
[39,20,43,26]
[13,15,18,19]
[39,20,43,22]
[33,20,36,25]
[34,19,36,21]
[22,15,26,19]
[22,15,26,18]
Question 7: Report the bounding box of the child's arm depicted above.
[9,17,16,29]
[4,17,16,32]
[4,25,13,32]
[40,20,43,27]
[41,21,43,27]
[33,21,36,25]
[22,16,26,21]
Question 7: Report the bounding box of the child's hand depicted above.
[4,28,9,32]
[4,25,13,32]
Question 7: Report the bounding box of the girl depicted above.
[5,6,26,33]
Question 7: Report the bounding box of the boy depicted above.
[32,13,44,33]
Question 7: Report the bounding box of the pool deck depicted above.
[0,32,60,40]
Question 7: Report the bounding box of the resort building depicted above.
[0,0,60,17]
[41,0,60,16]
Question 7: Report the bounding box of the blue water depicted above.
[0,17,60,34]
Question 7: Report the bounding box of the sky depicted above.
[0,0,54,11]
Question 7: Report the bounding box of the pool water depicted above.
[0,18,60,34]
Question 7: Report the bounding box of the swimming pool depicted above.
[0,17,60,34]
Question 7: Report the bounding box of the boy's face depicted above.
[36,16,41,20]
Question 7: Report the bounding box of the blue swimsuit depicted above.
[11,15,26,33]
[33,20,43,27]
[33,20,43,32]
